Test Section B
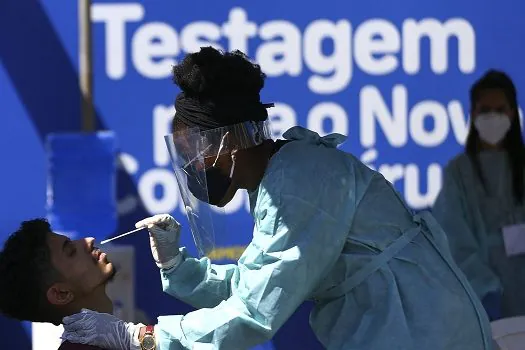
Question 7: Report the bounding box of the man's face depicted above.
[46,232,114,306]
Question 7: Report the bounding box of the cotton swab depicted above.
[100,226,146,244]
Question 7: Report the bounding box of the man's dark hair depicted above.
[0,219,63,323]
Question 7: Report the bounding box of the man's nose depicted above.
[84,237,96,251]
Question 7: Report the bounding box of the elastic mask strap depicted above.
[212,132,229,166]
[213,132,236,179]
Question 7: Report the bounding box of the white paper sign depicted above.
[104,244,136,323]
[502,224,525,257]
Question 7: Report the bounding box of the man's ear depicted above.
[46,283,74,306]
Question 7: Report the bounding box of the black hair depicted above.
[465,70,525,204]
[171,46,267,132]
[0,219,63,323]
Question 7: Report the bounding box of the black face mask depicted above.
[187,166,231,205]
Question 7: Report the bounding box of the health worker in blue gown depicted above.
[61,47,494,350]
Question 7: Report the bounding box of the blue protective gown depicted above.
[155,127,493,350]
[433,150,525,317]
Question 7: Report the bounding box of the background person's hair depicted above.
[0,219,63,324]
[465,69,525,204]
[171,46,269,132]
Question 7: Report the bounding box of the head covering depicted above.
[174,92,274,131]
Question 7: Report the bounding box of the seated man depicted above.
[0,219,116,350]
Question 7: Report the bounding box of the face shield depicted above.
[165,120,272,257]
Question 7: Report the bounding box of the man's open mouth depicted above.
[92,247,106,262]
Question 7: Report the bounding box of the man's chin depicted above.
[104,262,117,284]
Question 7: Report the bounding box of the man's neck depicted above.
[66,289,113,317]
[80,294,113,314]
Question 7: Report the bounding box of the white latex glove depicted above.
[62,309,144,350]
[135,214,182,270]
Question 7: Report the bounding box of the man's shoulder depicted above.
[58,340,105,350]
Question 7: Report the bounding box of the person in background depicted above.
[433,70,525,321]
[0,219,118,350]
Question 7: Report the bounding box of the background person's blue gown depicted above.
[433,150,525,318]
[154,127,492,349]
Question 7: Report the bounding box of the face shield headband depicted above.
[165,120,272,257]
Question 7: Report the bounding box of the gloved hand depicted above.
[61,309,143,350]
[135,214,182,270]
[482,291,502,321]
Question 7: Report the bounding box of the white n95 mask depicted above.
[474,112,511,145]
